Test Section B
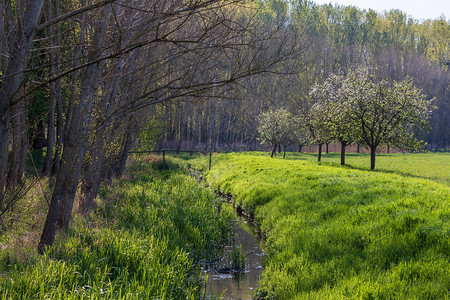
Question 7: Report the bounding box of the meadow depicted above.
[0,156,233,299]
[193,152,450,299]
[286,152,450,186]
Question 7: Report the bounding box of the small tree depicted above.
[310,74,358,165]
[305,105,333,162]
[343,69,434,170]
[280,116,305,158]
[258,108,297,158]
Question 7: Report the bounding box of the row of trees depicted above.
[154,1,448,152]
[0,0,303,252]
[258,69,433,170]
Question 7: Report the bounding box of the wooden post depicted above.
[209,152,212,170]
[162,150,166,169]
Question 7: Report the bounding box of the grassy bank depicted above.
[0,155,233,299]
[196,152,449,299]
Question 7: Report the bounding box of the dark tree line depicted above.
[0,0,304,252]
[154,1,449,152]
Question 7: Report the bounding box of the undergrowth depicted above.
[197,152,450,299]
[0,155,233,299]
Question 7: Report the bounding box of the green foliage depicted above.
[198,152,449,299]
[343,69,434,151]
[135,117,162,151]
[309,73,356,146]
[0,158,234,299]
[230,244,246,272]
[257,108,303,155]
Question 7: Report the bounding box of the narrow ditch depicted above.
[204,210,264,299]
[190,169,264,299]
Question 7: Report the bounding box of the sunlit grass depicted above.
[0,156,233,299]
[195,152,449,299]
[287,152,450,185]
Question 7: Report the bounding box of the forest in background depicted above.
[154,1,449,153]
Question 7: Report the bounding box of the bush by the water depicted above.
[0,156,233,299]
[199,152,449,299]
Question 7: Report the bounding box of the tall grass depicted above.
[198,152,449,299]
[0,156,233,299]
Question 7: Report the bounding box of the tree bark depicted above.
[52,83,63,175]
[270,144,276,158]
[318,143,323,162]
[39,5,111,250]
[0,0,45,193]
[51,0,62,175]
[340,142,346,165]
[0,130,9,205]
[370,146,376,170]
[43,0,56,177]
[113,125,135,178]
[6,97,28,188]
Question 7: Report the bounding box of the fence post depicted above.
[209,152,212,170]
[162,150,166,169]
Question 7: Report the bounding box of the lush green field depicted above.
[196,152,449,299]
[0,156,233,299]
[286,152,450,186]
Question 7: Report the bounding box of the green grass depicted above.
[286,152,450,186]
[0,155,233,299]
[195,152,449,299]
[193,151,449,185]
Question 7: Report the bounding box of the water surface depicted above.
[205,220,263,299]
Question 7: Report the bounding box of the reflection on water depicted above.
[205,221,264,300]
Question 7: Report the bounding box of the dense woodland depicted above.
[155,1,449,153]
[0,0,448,252]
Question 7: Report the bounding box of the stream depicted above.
[204,216,264,299]
[190,169,264,299]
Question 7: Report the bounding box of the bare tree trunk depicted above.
[0,130,9,206]
[270,144,276,158]
[326,143,329,154]
[283,146,286,159]
[114,125,135,178]
[52,0,63,176]
[80,41,127,213]
[7,97,28,188]
[38,145,82,253]
[43,0,56,176]
[52,83,63,175]
[0,0,45,194]
[340,142,346,165]
[370,147,376,171]
[39,5,111,251]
